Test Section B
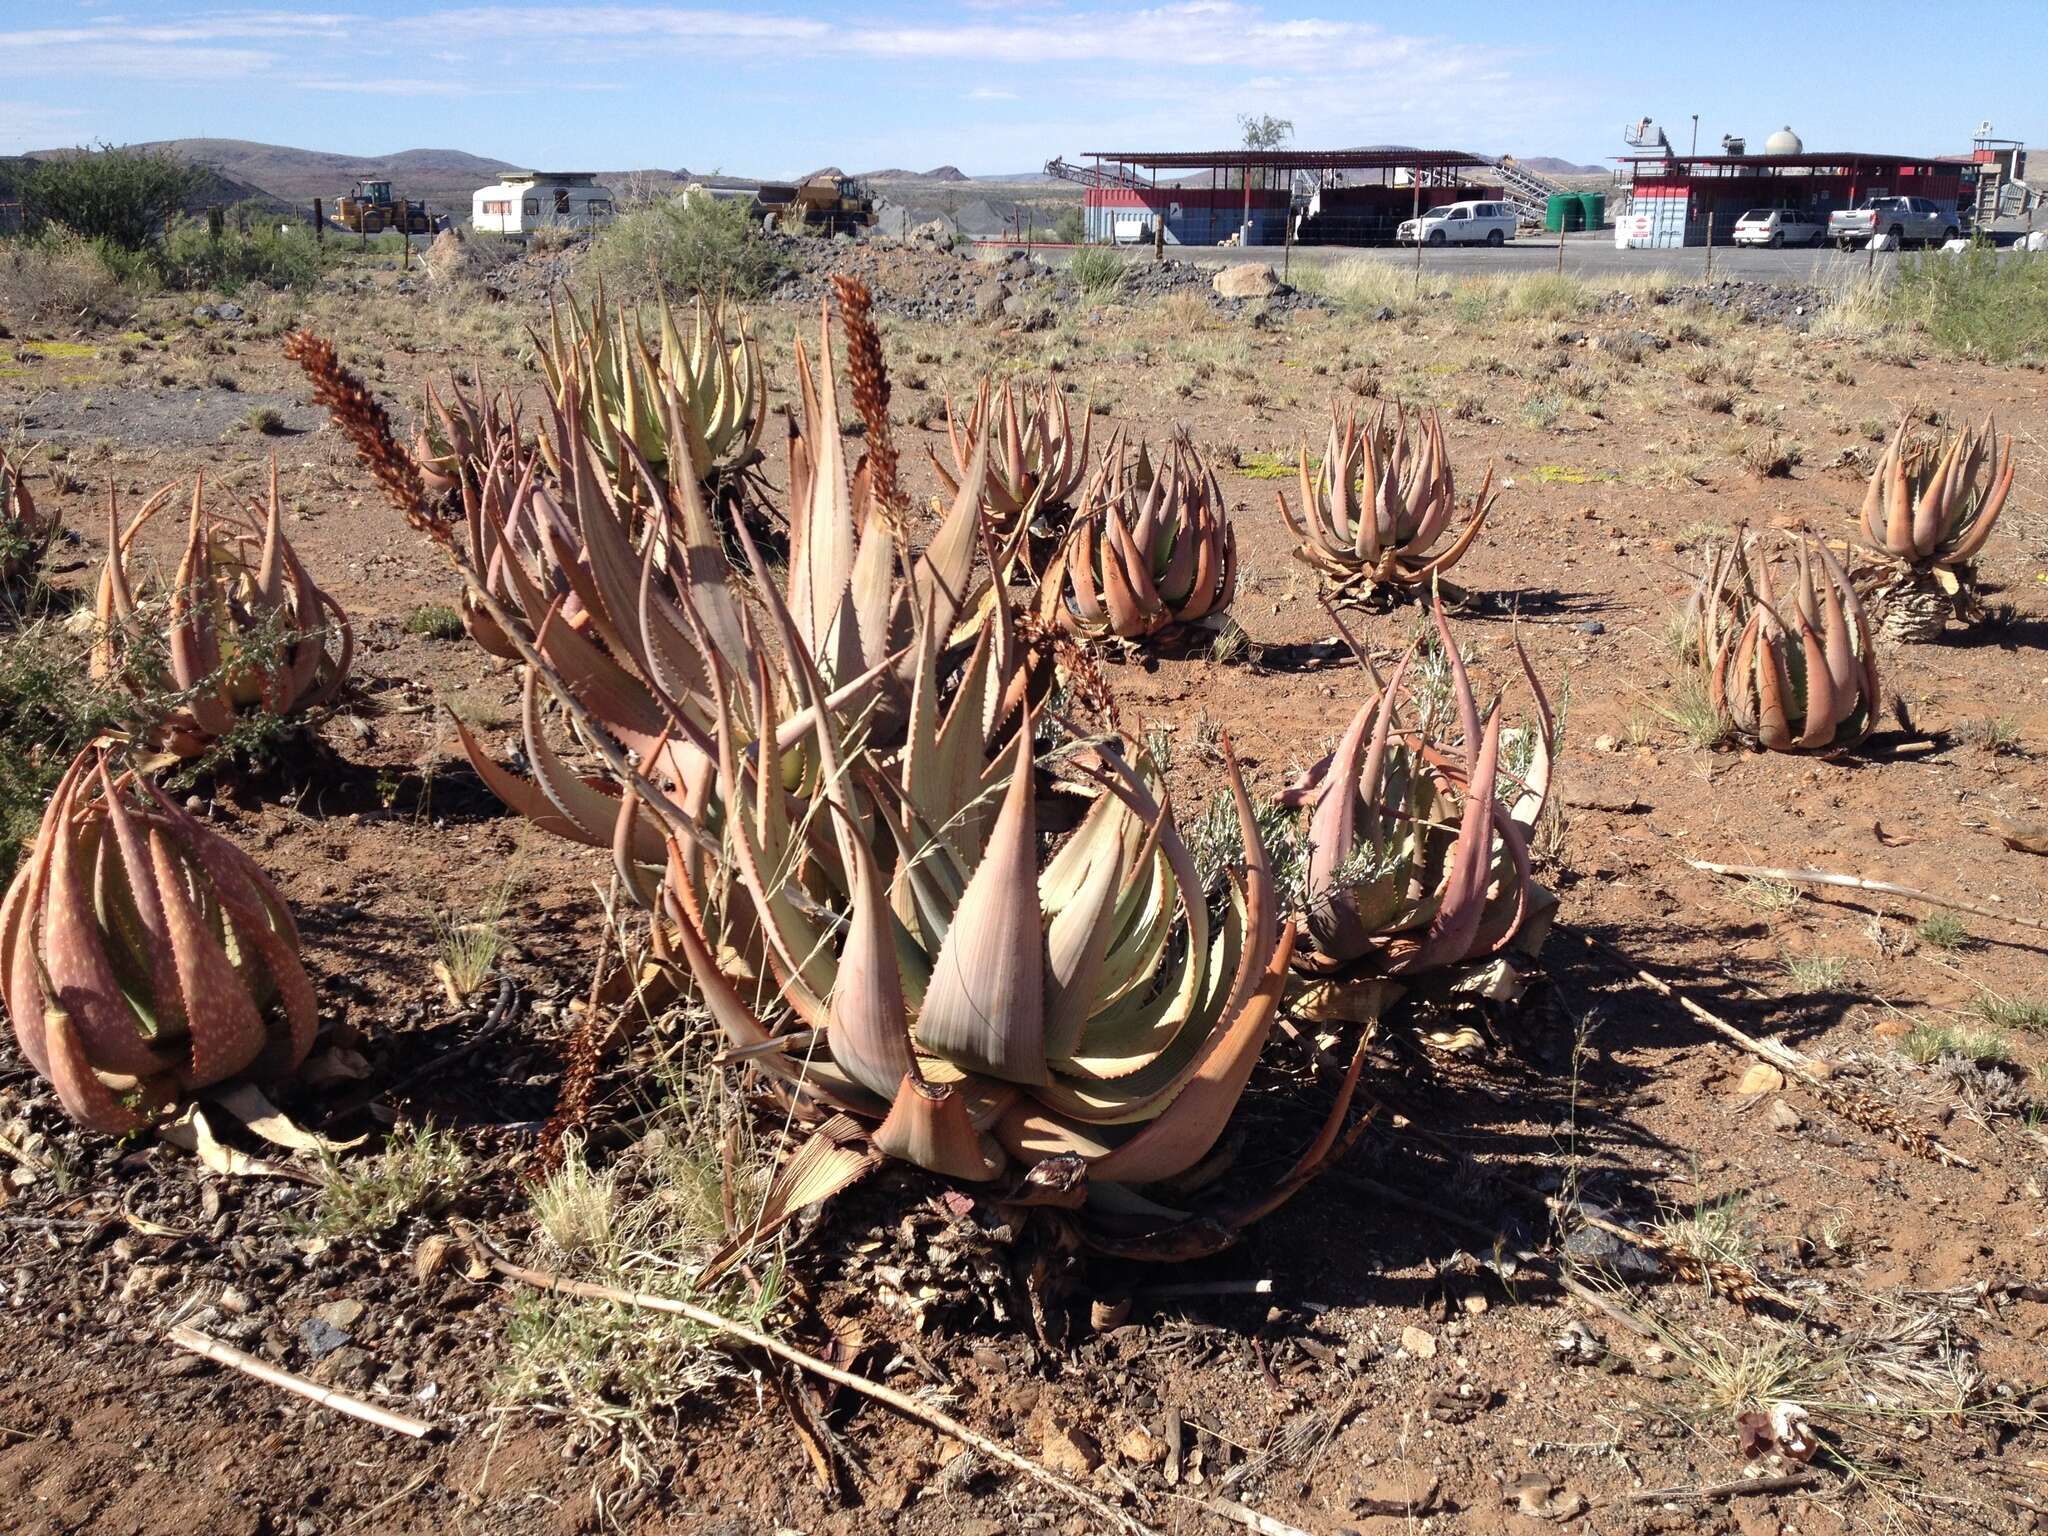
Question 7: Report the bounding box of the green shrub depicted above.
[587,193,787,301]
[0,618,130,886]
[1052,206,1086,245]
[1068,245,1126,299]
[0,228,139,322]
[21,145,202,251]
[157,217,325,294]
[1890,247,2048,363]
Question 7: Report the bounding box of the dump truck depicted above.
[755,173,874,235]
[331,179,433,236]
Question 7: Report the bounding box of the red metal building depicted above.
[1614,151,1974,247]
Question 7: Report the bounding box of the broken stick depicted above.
[166,1324,431,1438]
[1684,858,2047,937]
[463,1228,1159,1536]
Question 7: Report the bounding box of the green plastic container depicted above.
[1544,192,1576,232]
[1578,191,1606,230]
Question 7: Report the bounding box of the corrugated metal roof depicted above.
[1616,152,1966,170]
[1084,148,1491,172]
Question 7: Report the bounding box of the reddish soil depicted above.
[1,244,2045,1536]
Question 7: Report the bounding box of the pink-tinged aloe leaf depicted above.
[1947,429,2012,564]
[138,778,316,1078]
[1793,613,1837,749]
[41,766,173,1081]
[41,987,150,1134]
[664,872,880,1117]
[1753,615,1795,751]
[914,725,1047,1085]
[449,711,607,849]
[874,1075,1005,1182]
[698,1114,884,1285]
[823,806,918,1102]
[146,827,267,1089]
[1041,813,1129,1062]
[519,665,665,862]
[94,763,183,1039]
[1397,703,1503,976]
[911,434,989,640]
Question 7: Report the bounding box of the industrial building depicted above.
[1047,148,1566,247]
[1612,123,1974,247]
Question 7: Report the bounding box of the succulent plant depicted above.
[928,379,1092,572]
[448,297,1003,905]
[91,466,354,759]
[1289,596,1555,1011]
[0,747,316,1132]
[1701,531,1880,755]
[1278,404,1496,603]
[1,445,57,589]
[1855,413,2013,634]
[1039,433,1236,641]
[534,288,766,510]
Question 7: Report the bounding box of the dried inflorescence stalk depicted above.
[283,330,450,543]
[830,275,904,518]
[1,746,317,1132]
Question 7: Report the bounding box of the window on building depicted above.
[481,199,511,216]
[587,200,613,218]
[523,199,538,215]
[555,188,571,214]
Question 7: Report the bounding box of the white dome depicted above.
[1765,126,1804,156]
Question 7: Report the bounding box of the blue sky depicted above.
[1,2,2040,178]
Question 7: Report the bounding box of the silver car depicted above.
[1828,196,1960,249]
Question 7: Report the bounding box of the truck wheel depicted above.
[1943,225,1959,242]
[1768,231,1784,247]
[1487,228,1504,246]
[1888,224,1905,247]
[363,211,385,235]
[1426,229,1447,246]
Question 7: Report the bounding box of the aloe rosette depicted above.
[664,572,1370,1255]
[928,379,1092,572]
[1856,412,2013,633]
[1,748,316,1132]
[1289,596,1555,1012]
[1278,403,1496,603]
[535,288,767,507]
[1040,433,1237,641]
[91,465,353,759]
[1703,531,1880,755]
[2,445,57,588]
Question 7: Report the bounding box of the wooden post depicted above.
[1411,174,1422,291]
[312,198,324,245]
[1702,195,1714,278]
[1556,215,1566,274]
[1153,214,1164,263]
[1283,192,1293,283]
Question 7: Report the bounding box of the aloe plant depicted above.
[535,287,767,509]
[1699,531,1880,755]
[1278,403,1496,604]
[1040,432,1237,641]
[0,747,316,1132]
[1,445,57,590]
[928,379,1092,572]
[91,465,353,759]
[1856,412,2013,631]
[1290,596,1555,1012]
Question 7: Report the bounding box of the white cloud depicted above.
[966,87,1021,102]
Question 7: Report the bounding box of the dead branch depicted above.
[463,1228,1160,1536]
[1685,858,2048,936]
[166,1324,431,1438]
[1617,1469,1821,1505]
[1202,1496,1315,1536]
[1571,931,1973,1168]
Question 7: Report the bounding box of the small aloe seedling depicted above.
[0,747,316,1132]
[1856,411,2014,631]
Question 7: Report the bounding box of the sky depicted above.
[1,1,2041,179]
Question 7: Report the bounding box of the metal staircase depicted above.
[1043,157,1148,191]
[1488,155,1571,226]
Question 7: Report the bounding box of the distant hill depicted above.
[28,138,519,213]
[861,165,971,182]
[1517,156,1609,176]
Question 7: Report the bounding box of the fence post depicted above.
[313,198,324,245]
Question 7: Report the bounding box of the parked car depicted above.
[1828,196,1959,249]
[1733,208,1828,247]
[1396,201,1517,247]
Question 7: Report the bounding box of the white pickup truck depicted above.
[1828,196,1960,249]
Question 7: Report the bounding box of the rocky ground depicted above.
[0,230,2044,1536]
